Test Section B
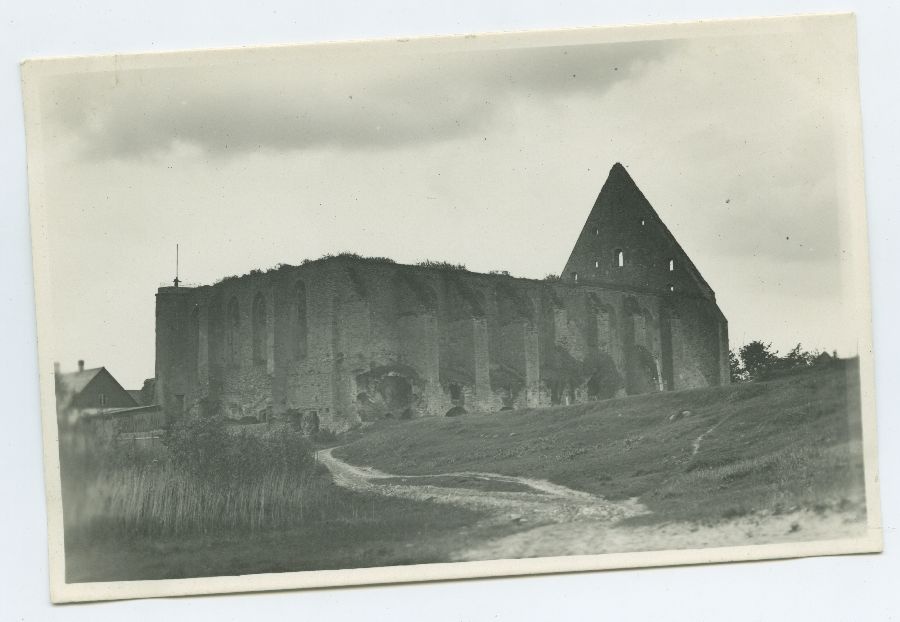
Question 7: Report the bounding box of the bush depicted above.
[312,428,339,445]
[731,341,840,382]
[164,412,230,480]
[415,259,468,272]
[165,412,315,483]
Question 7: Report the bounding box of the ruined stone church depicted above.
[155,163,729,431]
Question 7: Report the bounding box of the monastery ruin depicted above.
[155,163,729,431]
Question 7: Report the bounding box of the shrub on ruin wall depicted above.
[415,259,469,272]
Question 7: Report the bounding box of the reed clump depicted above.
[60,410,325,538]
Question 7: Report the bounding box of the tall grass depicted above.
[67,461,330,537]
[60,414,326,540]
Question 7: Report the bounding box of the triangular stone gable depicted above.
[561,163,715,300]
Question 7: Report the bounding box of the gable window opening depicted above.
[615,249,624,268]
[594,260,599,268]
[573,272,579,282]
[668,258,675,272]
[640,218,646,226]
[99,393,107,408]
[668,284,675,293]
[593,226,600,236]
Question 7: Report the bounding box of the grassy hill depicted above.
[337,360,866,525]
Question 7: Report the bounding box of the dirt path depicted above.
[319,447,645,527]
[691,412,736,456]
[319,448,866,561]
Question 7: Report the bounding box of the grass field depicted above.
[64,472,498,582]
[337,359,866,525]
[61,419,504,582]
[63,359,866,581]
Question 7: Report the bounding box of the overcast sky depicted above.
[31,15,867,388]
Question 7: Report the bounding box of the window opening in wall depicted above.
[615,250,624,267]
[669,258,675,272]
[593,226,600,236]
[573,272,579,282]
[668,284,675,292]
[99,393,107,408]
[640,218,646,226]
[594,260,599,268]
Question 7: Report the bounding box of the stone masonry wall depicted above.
[156,255,728,432]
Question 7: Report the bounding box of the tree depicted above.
[739,340,778,380]
[728,349,745,383]
[780,343,814,371]
[734,340,838,382]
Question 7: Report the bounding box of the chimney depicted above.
[78,360,84,372]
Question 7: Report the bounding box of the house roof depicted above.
[57,367,104,395]
[127,389,144,405]
[56,366,139,409]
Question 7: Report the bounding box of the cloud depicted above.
[46,40,676,158]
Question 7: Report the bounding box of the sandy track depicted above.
[319,447,867,561]
[319,447,645,526]
[452,508,868,560]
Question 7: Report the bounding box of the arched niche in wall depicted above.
[622,296,660,395]
[393,271,438,317]
[206,293,223,374]
[625,345,660,395]
[584,351,623,400]
[226,296,240,366]
[469,288,487,318]
[622,296,654,348]
[659,300,681,391]
[448,280,487,320]
[495,281,535,326]
[293,281,308,361]
[587,293,616,351]
[190,304,201,378]
[252,292,267,366]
